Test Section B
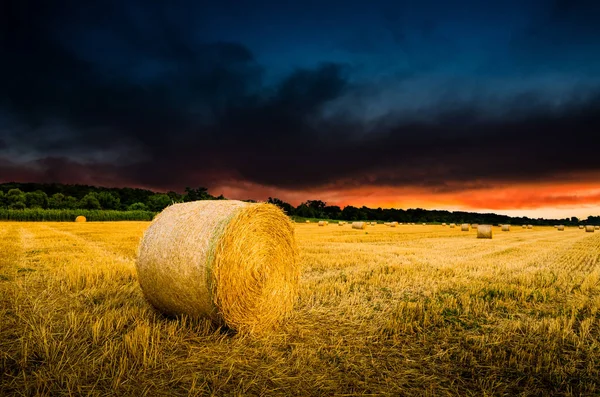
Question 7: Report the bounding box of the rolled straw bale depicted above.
[461,223,469,231]
[325,221,329,225]
[305,220,310,223]
[449,223,456,228]
[75,215,87,222]
[522,225,526,229]
[471,224,478,229]
[390,221,398,227]
[338,221,346,226]
[422,223,426,226]
[442,223,446,226]
[527,225,533,229]
[136,200,299,332]
[596,226,600,230]
[352,221,367,229]
[318,221,327,226]
[502,225,510,232]
[371,222,377,226]
[585,225,594,233]
[557,225,565,231]
[579,225,584,229]
[477,225,492,239]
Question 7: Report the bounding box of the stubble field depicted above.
[0,222,599,396]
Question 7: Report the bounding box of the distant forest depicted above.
[0,182,598,225]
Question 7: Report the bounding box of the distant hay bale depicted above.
[136,200,299,333]
[585,225,594,233]
[318,221,327,226]
[371,222,377,226]
[389,221,398,227]
[422,223,426,226]
[442,223,446,226]
[596,226,600,230]
[449,223,456,228]
[527,225,533,229]
[352,222,367,229]
[461,223,469,231]
[75,215,87,222]
[325,221,329,225]
[338,221,346,226]
[305,220,310,223]
[502,225,510,232]
[477,225,492,239]
[522,225,526,229]
[471,224,478,229]
[579,225,584,229]
[557,225,565,231]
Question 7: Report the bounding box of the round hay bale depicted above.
[461,223,469,231]
[449,223,456,228]
[522,225,526,229]
[352,222,367,229]
[136,200,299,333]
[471,224,478,229]
[595,226,599,230]
[527,225,533,229]
[477,225,492,239]
[579,225,584,229]
[338,221,346,226]
[557,225,565,231]
[442,223,446,226]
[390,221,398,227]
[370,222,377,226]
[75,215,87,222]
[422,223,426,226]
[305,220,310,223]
[318,221,327,226]
[585,225,594,233]
[502,225,510,232]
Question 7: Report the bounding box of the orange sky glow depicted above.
[211,179,600,220]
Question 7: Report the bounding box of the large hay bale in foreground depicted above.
[557,225,565,231]
[477,225,492,239]
[502,225,510,232]
[318,221,327,226]
[75,215,87,222]
[461,224,469,231]
[136,200,299,333]
[585,225,595,233]
[352,222,367,229]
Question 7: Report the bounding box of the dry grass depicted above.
[1,222,599,395]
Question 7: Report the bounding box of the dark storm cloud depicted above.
[1,0,599,192]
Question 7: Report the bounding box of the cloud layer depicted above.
[1,0,599,213]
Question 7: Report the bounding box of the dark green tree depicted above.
[25,190,49,209]
[267,197,295,215]
[184,187,214,202]
[147,194,172,211]
[97,192,120,210]
[128,202,148,211]
[79,193,101,210]
[6,189,26,209]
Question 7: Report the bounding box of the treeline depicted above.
[268,198,599,226]
[0,182,597,225]
[0,209,154,222]
[0,183,221,212]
